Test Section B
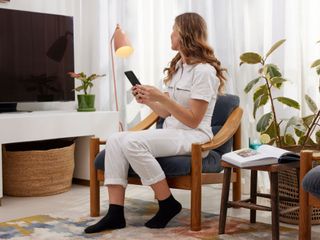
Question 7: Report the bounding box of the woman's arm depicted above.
[135,85,208,128]
[144,99,171,118]
[132,87,171,118]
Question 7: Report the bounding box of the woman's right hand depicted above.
[132,86,146,104]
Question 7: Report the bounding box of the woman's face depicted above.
[171,24,180,51]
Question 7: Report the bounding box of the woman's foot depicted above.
[145,194,182,228]
[84,204,126,233]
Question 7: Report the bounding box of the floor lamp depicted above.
[110,24,133,131]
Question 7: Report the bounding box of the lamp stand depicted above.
[110,27,124,131]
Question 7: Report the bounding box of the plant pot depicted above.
[278,145,320,225]
[77,94,95,112]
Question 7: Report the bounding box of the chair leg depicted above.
[190,183,201,231]
[219,167,232,234]
[90,137,100,217]
[299,151,313,240]
[270,172,279,240]
[250,170,257,223]
[190,143,202,231]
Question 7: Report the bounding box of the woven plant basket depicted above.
[3,139,75,197]
[279,145,320,225]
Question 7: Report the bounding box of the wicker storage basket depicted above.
[3,139,75,197]
[279,145,320,225]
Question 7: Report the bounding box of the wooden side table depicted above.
[218,161,300,240]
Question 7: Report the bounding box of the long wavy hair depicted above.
[164,12,227,94]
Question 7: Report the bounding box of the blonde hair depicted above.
[164,12,227,94]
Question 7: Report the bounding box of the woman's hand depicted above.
[132,85,167,104]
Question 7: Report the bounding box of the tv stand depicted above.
[0,103,17,113]
[0,110,119,205]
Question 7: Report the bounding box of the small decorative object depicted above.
[68,72,105,112]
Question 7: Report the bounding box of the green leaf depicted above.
[302,114,316,127]
[283,134,296,146]
[305,94,318,113]
[253,85,268,102]
[253,94,269,118]
[316,130,320,144]
[74,86,84,92]
[256,112,273,132]
[240,52,262,64]
[316,66,320,76]
[263,64,282,78]
[298,136,316,146]
[275,97,300,109]
[265,39,286,60]
[284,116,306,138]
[311,59,320,68]
[244,77,261,93]
[294,128,305,137]
[270,77,287,89]
[262,120,277,139]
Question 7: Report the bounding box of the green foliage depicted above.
[241,39,301,147]
[256,112,273,132]
[68,72,106,95]
[240,52,262,65]
[241,39,320,149]
[305,94,318,113]
[265,39,286,60]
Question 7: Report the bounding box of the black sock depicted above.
[84,204,126,233]
[145,194,182,228]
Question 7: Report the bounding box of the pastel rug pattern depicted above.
[0,198,312,240]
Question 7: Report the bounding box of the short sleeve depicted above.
[191,67,219,102]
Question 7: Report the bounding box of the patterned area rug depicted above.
[0,198,309,240]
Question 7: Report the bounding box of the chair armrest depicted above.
[94,112,159,145]
[201,107,243,152]
[129,112,159,131]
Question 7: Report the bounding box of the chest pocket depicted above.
[173,83,192,107]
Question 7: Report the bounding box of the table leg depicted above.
[219,167,232,234]
[270,172,279,240]
[250,170,257,223]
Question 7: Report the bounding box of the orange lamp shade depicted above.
[114,24,134,58]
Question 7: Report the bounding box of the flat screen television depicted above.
[0,8,75,112]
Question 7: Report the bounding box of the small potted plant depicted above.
[68,72,105,112]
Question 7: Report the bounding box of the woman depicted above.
[85,12,226,233]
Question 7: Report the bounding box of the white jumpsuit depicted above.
[104,62,220,188]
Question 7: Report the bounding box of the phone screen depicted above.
[124,71,141,86]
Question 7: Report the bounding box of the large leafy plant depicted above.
[241,39,320,148]
[240,39,300,148]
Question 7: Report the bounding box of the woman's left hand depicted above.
[135,85,166,103]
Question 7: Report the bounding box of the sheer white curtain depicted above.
[88,0,320,191]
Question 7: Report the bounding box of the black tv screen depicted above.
[0,8,75,109]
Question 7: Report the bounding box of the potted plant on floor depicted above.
[68,72,105,112]
[240,39,320,224]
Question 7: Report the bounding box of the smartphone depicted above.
[124,71,141,86]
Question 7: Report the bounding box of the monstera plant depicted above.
[241,39,320,149]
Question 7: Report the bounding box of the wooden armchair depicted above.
[299,150,320,240]
[89,94,243,231]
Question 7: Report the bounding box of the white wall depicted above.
[0,0,91,111]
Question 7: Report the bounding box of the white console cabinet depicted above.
[0,111,119,203]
